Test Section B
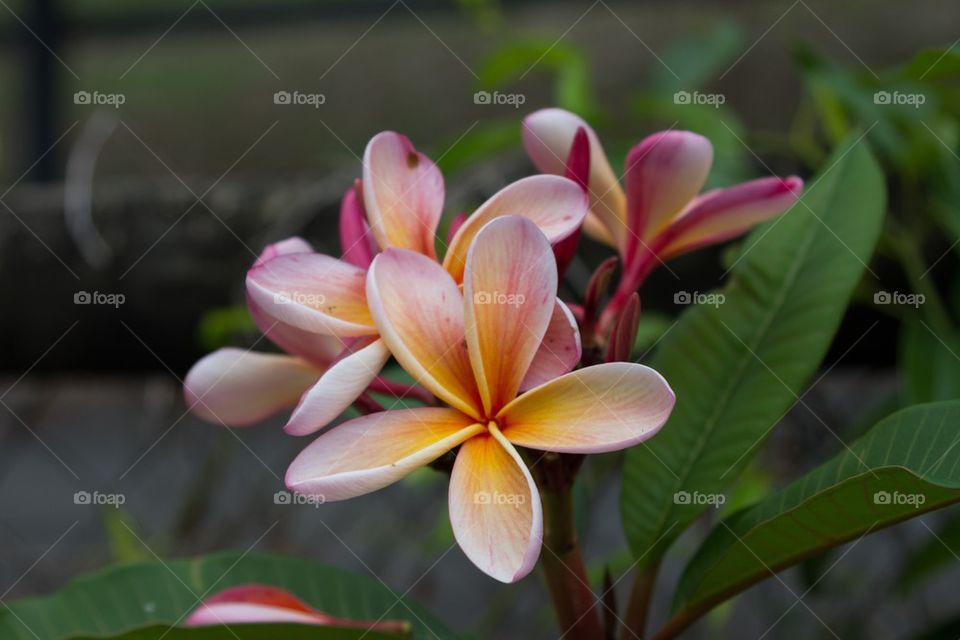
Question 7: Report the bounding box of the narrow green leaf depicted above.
[672,401,960,620]
[0,551,458,640]
[621,134,885,565]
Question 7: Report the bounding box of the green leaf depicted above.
[648,20,744,92]
[621,134,885,566]
[196,306,255,351]
[101,509,151,565]
[904,47,960,81]
[900,321,960,405]
[478,39,599,119]
[671,401,960,621]
[0,551,459,640]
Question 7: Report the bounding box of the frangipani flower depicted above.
[286,216,675,582]
[184,237,349,426]
[522,108,803,323]
[244,131,589,435]
[186,584,409,635]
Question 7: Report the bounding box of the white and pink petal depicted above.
[497,362,675,454]
[366,248,483,419]
[520,299,582,391]
[363,131,444,257]
[286,408,483,501]
[183,348,320,427]
[464,217,558,416]
[448,425,542,583]
[284,338,391,436]
[522,108,626,250]
[247,252,375,337]
[443,175,587,283]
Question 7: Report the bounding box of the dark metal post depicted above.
[23,0,62,182]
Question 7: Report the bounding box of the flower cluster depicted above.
[184,109,801,583]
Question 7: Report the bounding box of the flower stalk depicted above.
[537,454,603,640]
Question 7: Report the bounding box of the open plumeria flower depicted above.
[286,216,675,582]
[522,108,803,326]
[185,131,588,434]
[183,237,347,426]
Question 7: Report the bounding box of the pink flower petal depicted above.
[247,294,344,369]
[253,237,313,268]
[185,584,409,634]
[246,239,349,366]
[363,131,444,257]
[520,299,582,391]
[284,338,390,436]
[443,175,587,283]
[522,108,626,250]
[497,363,675,454]
[463,217,557,416]
[339,180,380,269]
[247,253,375,338]
[660,176,804,259]
[366,249,483,420]
[449,425,542,583]
[286,408,483,501]
[183,349,319,427]
[623,130,713,258]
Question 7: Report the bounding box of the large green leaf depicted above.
[0,551,459,640]
[621,135,885,564]
[900,321,960,404]
[671,401,960,624]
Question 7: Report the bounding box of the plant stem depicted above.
[538,455,604,640]
[621,561,659,639]
[648,609,699,640]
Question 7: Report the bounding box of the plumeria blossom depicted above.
[285,216,675,582]
[186,584,409,634]
[183,237,349,427]
[243,131,588,435]
[522,108,803,326]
